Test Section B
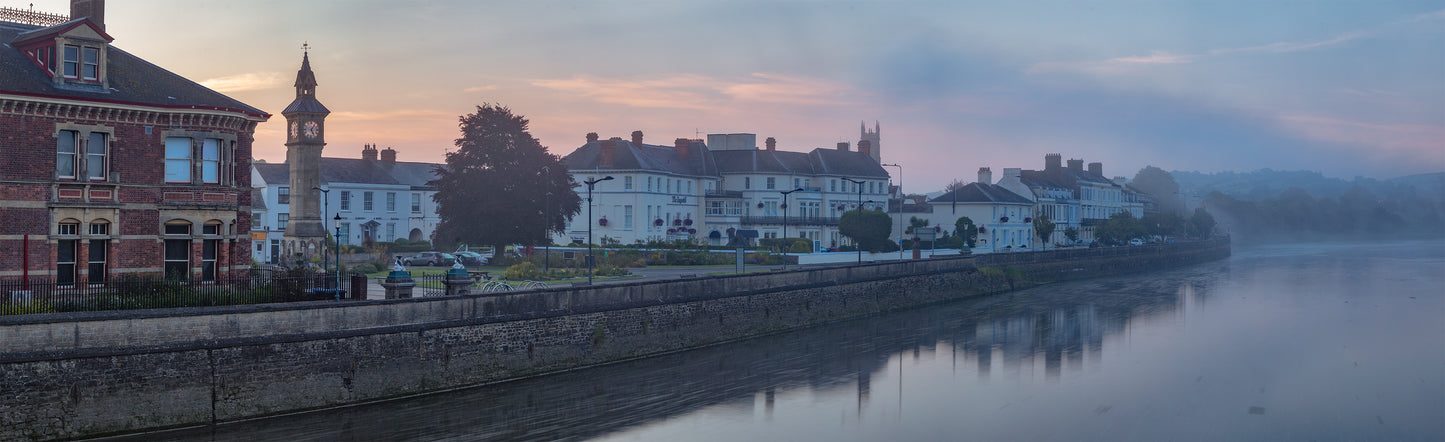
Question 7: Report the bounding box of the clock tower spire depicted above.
[281,47,331,259]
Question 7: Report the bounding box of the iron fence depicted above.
[1,272,343,315]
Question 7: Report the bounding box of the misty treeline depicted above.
[1133,167,1443,241]
[1201,187,1443,240]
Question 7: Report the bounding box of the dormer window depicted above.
[62,45,79,78]
[14,18,113,86]
[61,45,101,81]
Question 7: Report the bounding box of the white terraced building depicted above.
[556,130,891,250]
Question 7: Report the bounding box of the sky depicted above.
[23,0,1445,192]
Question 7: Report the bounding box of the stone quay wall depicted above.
[0,239,1230,440]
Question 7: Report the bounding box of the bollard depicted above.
[444,266,472,296]
[381,269,415,299]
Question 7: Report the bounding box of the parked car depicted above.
[1129,238,1144,246]
[404,251,456,267]
[453,250,485,266]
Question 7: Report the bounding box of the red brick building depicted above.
[0,1,269,283]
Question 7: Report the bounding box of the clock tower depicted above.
[281,49,330,258]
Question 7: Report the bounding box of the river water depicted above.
[144,241,1444,441]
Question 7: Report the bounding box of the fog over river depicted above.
[140,241,1445,441]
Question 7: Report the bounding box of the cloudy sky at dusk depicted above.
[26,0,1444,191]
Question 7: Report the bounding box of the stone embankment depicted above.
[0,239,1229,440]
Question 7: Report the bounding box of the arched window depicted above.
[56,219,81,286]
[87,220,110,284]
[163,220,192,280]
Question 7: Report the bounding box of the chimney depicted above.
[1087,162,1103,176]
[977,167,993,185]
[837,142,850,151]
[1045,153,1062,173]
[380,147,397,165]
[71,0,105,31]
[1067,158,1084,171]
[631,130,644,146]
[858,140,872,157]
[673,138,691,159]
[600,138,618,167]
[765,137,776,151]
[361,144,378,161]
[586,132,599,142]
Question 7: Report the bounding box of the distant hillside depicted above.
[1173,169,1445,202]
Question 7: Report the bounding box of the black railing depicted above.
[741,216,841,226]
[0,272,343,315]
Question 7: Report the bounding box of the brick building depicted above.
[0,1,269,283]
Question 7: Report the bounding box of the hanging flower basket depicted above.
[673,219,682,226]
[654,218,665,226]
[684,219,693,226]
[1024,217,1032,223]
[837,205,846,211]
[688,228,697,234]
[667,228,677,234]
[726,227,736,236]
[978,226,987,233]
[758,203,766,209]
[1000,216,1009,222]
[598,218,608,226]
[935,225,941,233]
[780,203,787,209]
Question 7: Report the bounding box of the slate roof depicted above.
[564,138,887,179]
[253,158,443,190]
[1019,168,1118,191]
[927,183,1033,205]
[0,19,267,117]
[250,189,267,211]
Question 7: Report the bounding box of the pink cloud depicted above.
[1274,114,1445,166]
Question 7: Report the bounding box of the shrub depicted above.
[504,261,542,280]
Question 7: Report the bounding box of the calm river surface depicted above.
[142,241,1445,441]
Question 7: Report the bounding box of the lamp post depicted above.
[542,166,551,273]
[312,186,330,272]
[882,163,903,260]
[583,175,613,284]
[841,177,866,264]
[333,213,342,301]
[779,187,804,269]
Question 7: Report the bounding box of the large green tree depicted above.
[1190,207,1216,239]
[1095,211,1145,245]
[431,104,581,253]
[839,208,896,252]
[1032,213,1055,250]
[1132,166,1186,215]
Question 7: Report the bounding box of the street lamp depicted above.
[312,186,330,273]
[542,166,551,273]
[841,177,866,264]
[882,163,903,260]
[333,213,342,301]
[779,187,804,269]
[583,175,613,284]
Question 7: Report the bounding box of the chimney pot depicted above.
[586,132,599,142]
[837,142,850,151]
[858,140,871,157]
[380,148,397,164]
[765,137,776,151]
[977,167,993,185]
[631,130,644,146]
[362,144,378,161]
[1067,159,1084,171]
[1045,153,1062,173]
[1087,162,1103,176]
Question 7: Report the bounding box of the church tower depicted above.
[281,49,330,257]
[860,120,881,164]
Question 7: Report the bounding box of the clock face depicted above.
[303,121,320,139]
[289,121,298,138]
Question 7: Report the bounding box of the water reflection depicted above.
[138,242,1444,441]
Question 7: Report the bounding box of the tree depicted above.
[1063,227,1079,244]
[906,216,930,234]
[431,104,582,253]
[944,179,968,192]
[839,208,896,252]
[1032,213,1055,250]
[954,216,977,248]
[1190,207,1216,239]
[1095,211,1145,245]
[1132,166,1185,215]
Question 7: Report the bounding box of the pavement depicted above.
[358,263,821,299]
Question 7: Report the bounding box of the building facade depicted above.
[558,130,890,250]
[0,2,268,282]
[251,145,441,264]
[922,173,1037,252]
